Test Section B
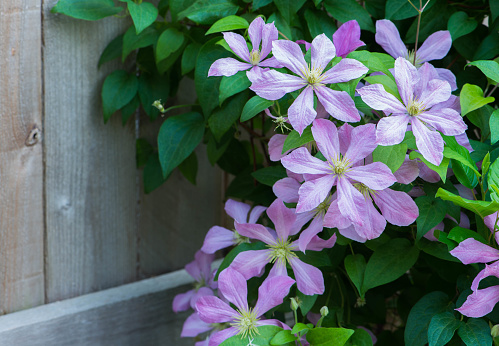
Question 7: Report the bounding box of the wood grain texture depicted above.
[0,268,198,346]
[42,1,137,302]
[138,78,224,277]
[0,0,45,313]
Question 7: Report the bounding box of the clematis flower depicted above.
[201,199,266,254]
[172,250,217,313]
[375,19,456,89]
[196,267,294,346]
[450,212,499,317]
[208,17,280,78]
[230,198,336,295]
[357,58,467,166]
[249,34,368,134]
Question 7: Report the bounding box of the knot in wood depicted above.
[25,126,41,146]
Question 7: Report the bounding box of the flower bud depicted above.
[290,297,301,311]
[491,324,499,338]
[320,306,329,317]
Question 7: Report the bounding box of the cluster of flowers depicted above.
[172,16,484,345]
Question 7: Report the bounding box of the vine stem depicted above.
[486,83,499,98]
[413,0,423,66]
[278,30,290,40]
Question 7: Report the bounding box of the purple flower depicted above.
[208,17,280,78]
[230,198,335,295]
[173,250,217,313]
[201,199,267,254]
[450,212,499,317]
[195,267,294,346]
[357,58,467,166]
[375,19,456,89]
[249,34,368,134]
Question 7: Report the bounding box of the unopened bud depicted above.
[290,297,301,311]
[152,100,165,113]
[320,306,329,317]
[492,324,499,338]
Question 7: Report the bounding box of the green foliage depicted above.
[457,319,493,346]
[372,143,407,173]
[178,0,239,25]
[221,326,294,346]
[156,28,185,65]
[219,71,251,105]
[282,127,314,153]
[324,0,374,32]
[427,312,462,346]
[448,12,477,41]
[206,15,249,35]
[124,0,158,35]
[306,328,355,346]
[51,0,123,20]
[251,166,287,186]
[241,96,274,122]
[101,70,138,123]
[461,84,495,116]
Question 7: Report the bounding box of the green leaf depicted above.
[447,12,478,41]
[170,0,196,22]
[157,112,205,178]
[122,25,159,62]
[473,33,499,61]
[346,328,374,346]
[488,159,499,203]
[51,0,123,20]
[324,0,374,32]
[178,151,198,185]
[306,328,355,346]
[219,71,251,105]
[304,8,337,39]
[253,0,273,10]
[361,238,419,295]
[206,15,249,35]
[121,94,140,124]
[442,140,480,189]
[196,38,232,118]
[101,70,139,123]
[427,311,462,346]
[138,72,170,120]
[460,84,495,116]
[268,13,293,40]
[483,152,491,177]
[468,60,499,84]
[404,291,451,346]
[181,42,202,75]
[178,0,239,25]
[372,143,407,173]
[221,326,292,346]
[215,242,267,280]
[158,0,169,16]
[282,127,314,153]
[291,323,311,335]
[143,153,167,193]
[458,318,493,346]
[155,28,185,64]
[385,0,420,20]
[490,109,499,145]
[274,0,307,22]
[241,96,274,122]
[296,292,318,316]
[448,226,487,244]
[347,51,393,76]
[436,188,499,218]
[125,0,158,35]
[98,34,123,68]
[415,196,447,241]
[136,138,154,168]
[409,151,449,183]
[251,166,287,186]
[209,91,248,142]
[270,330,297,345]
[364,74,400,99]
[344,254,366,297]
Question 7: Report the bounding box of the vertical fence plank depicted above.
[42,1,137,302]
[0,0,45,313]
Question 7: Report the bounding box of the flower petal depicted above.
[306,234,337,251]
[223,32,250,62]
[273,177,301,203]
[394,155,419,184]
[269,134,289,162]
[248,17,264,53]
[298,216,325,253]
[435,68,457,91]
[450,238,499,264]
[235,222,276,245]
[419,79,451,109]
[346,162,396,190]
[281,147,331,175]
[411,118,444,166]
[357,84,407,114]
[312,119,340,162]
[394,57,419,106]
[322,58,368,84]
[315,87,361,122]
[311,34,336,74]
[272,40,308,77]
[337,177,365,226]
[324,199,352,229]
[173,289,195,313]
[254,275,295,316]
[249,69,304,100]
[201,226,236,254]
[218,268,249,311]
[208,58,252,77]
[289,257,325,295]
[249,206,267,224]
[297,175,336,213]
[417,109,467,136]
[456,286,499,318]
[375,115,409,146]
[343,123,377,164]
[416,30,452,62]
[261,21,279,58]
[196,295,237,323]
[355,198,386,240]
[208,328,239,346]
[373,189,418,226]
[181,312,213,337]
[225,199,251,223]
[230,249,271,279]
[267,198,296,240]
[375,20,408,59]
[288,86,317,135]
[191,287,215,310]
[333,20,365,58]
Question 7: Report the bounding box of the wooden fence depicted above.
[0,1,222,344]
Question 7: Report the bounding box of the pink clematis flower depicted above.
[230,198,336,295]
[375,19,456,89]
[357,58,467,166]
[249,34,368,134]
[196,267,294,346]
[208,17,281,78]
[172,250,217,313]
[450,212,499,317]
[201,199,266,254]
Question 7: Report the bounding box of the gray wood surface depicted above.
[0,267,200,346]
[42,1,138,302]
[0,0,45,314]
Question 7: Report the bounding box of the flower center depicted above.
[406,98,426,116]
[193,278,206,291]
[328,155,352,176]
[405,50,422,68]
[231,308,260,339]
[273,116,290,133]
[234,230,251,245]
[353,183,376,200]
[315,195,332,217]
[267,238,297,265]
[299,64,325,86]
[249,50,261,65]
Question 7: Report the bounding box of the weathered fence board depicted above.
[0,0,45,314]
[0,268,197,346]
[42,1,137,302]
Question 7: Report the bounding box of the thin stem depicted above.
[406,0,420,12]
[161,104,196,115]
[250,120,257,186]
[278,30,290,40]
[486,83,499,98]
[240,122,264,138]
[413,0,423,66]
